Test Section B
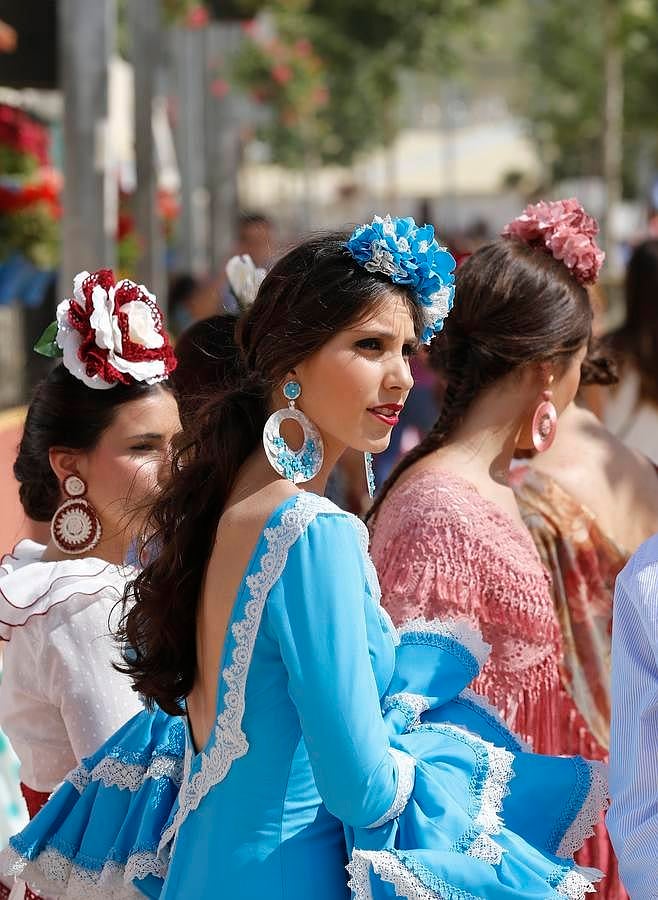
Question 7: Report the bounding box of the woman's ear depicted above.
[48,447,87,487]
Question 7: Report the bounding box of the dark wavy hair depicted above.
[171,314,240,429]
[14,364,170,522]
[607,239,658,404]
[366,237,594,524]
[119,232,425,715]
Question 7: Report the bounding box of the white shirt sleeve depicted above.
[42,595,143,763]
[607,546,658,899]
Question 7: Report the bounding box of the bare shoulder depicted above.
[532,409,658,549]
[216,481,300,545]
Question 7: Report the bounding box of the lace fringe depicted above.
[0,844,164,900]
[397,618,491,671]
[556,761,609,858]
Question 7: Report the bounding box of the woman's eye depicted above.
[130,444,155,453]
[403,343,418,358]
[356,339,382,352]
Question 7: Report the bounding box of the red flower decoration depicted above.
[56,268,177,390]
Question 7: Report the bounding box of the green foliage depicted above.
[0,204,60,269]
[234,0,502,166]
[519,0,658,193]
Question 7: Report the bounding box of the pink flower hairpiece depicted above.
[502,198,605,285]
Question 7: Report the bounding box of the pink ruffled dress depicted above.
[370,468,618,892]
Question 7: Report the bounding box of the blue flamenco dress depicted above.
[0,494,607,899]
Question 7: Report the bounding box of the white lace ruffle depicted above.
[457,687,533,752]
[366,748,416,829]
[556,761,608,858]
[67,765,91,793]
[0,843,163,899]
[90,755,184,791]
[160,494,343,852]
[66,753,183,795]
[382,692,430,730]
[466,832,504,866]
[397,617,491,670]
[430,724,514,836]
[554,866,601,899]
[348,850,442,900]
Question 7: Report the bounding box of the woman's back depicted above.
[163,492,398,900]
[188,479,297,752]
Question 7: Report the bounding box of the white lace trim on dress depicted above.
[366,748,416,829]
[457,687,532,752]
[159,494,345,852]
[465,832,504,866]
[382,692,431,730]
[397,618,491,670]
[554,866,601,899]
[0,843,164,899]
[556,761,608,858]
[347,849,480,900]
[66,754,183,794]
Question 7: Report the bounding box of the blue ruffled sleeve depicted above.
[266,510,412,830]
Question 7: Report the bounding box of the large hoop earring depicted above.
[531,391,557,452]
[263,380,324,484]
[51,474,102,555]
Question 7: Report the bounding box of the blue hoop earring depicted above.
[263,380,324,484]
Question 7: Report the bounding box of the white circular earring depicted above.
[262,380,324,484]
[51,474,102,555]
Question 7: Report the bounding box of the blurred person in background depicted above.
[222,212,276,315]
[168,272,222,338]
[0,270,178,874]
[602,239,658,463]
[512,350,658,899]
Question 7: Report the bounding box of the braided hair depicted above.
[367,237,593,524]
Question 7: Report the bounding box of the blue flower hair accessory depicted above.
[345,214,456,343]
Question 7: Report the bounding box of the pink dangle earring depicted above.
[51,474,102,554]
[531,390,557,452]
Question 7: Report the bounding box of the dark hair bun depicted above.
[14,364,163,522]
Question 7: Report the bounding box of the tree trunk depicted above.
[602,0,624,270]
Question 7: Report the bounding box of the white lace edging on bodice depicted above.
[366,748,416,829]
[556,761,609,858]
[159,493,350,853]
[397,617,491,671]
[0,843,162,900]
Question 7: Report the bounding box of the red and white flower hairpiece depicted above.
[502,197,605,286]
[36,268,177,389]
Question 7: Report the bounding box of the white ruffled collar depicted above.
[0,540,137,641]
